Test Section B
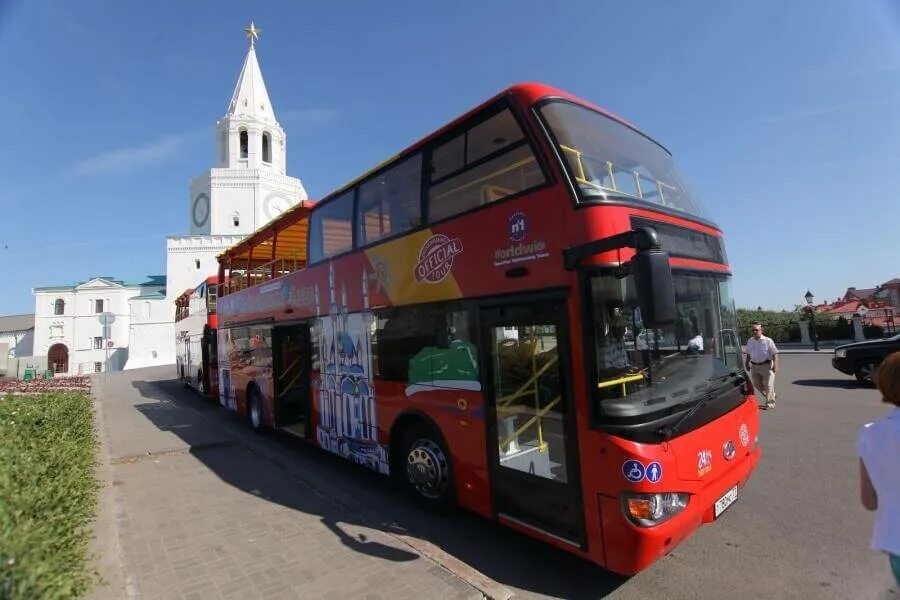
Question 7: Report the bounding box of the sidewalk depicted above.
[88,367,486,600]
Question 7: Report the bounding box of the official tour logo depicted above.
[415,234,463,283]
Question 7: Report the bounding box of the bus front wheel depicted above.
[401,422,455,511]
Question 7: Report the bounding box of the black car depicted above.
[832,333,900,383]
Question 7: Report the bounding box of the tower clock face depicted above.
[264,195,289,220]
[192,193,210,227]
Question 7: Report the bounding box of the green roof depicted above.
[34,275,165,292]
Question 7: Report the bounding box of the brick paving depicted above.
[88,367,483,600]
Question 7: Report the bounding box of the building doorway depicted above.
[48,343,69,374]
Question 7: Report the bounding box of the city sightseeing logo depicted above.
[414,233,463,283]
[509,211,528,242]
[493,210,549,267]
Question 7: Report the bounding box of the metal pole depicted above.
[811,310,819,351]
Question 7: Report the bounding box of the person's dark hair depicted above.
[876,351,900,407]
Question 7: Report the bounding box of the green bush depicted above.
[0,393,99,599]
[736,309,801,342]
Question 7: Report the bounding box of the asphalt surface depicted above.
[149,353,898,599]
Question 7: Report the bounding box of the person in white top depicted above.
[687,331,704,353]
[857,350,900,586]
[744,323,779,409]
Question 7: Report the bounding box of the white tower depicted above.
[167,22,307,301]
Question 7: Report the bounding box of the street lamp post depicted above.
[805,290,819,351]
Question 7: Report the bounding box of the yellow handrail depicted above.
[597,373,646,389]
[498,396,561,452]
[597,372,645,397]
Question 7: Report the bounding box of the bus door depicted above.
[271,323,311,439]
[481,300,584,546]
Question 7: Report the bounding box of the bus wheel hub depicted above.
[406,439,448,498]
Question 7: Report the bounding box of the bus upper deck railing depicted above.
[220,256,306,296]
[558,144,678,207]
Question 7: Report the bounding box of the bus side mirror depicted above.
[632,249,676,327]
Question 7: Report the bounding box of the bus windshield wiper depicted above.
[659,369,741,441]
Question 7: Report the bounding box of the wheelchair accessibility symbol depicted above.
[622,459,645,483]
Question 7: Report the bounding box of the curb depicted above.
[87,377,137,600]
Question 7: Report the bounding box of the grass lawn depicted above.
[0,392,99,599]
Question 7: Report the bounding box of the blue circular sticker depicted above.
[645,461,663,483]
[622,459,645,483]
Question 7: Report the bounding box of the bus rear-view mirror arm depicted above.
[562,227,677,327]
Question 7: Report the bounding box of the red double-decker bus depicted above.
[215,83,760,574]
[175,275,219,399]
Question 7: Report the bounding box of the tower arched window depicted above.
[262,132,271,163]
[54,298,65,315]
[239,129,248,159]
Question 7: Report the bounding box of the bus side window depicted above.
[309,190,354,263]
[427,108,545,223]
[373,305,476,384]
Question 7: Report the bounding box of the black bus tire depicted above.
[401,421,456,512]
[248,387,265,433]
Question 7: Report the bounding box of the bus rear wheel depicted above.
[248,387,264,433]
[401,422,455,511]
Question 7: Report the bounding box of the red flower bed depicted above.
[0,376,92,395]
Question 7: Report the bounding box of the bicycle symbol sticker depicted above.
[622,459,646,483]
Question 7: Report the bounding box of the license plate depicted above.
[714,485,738,518]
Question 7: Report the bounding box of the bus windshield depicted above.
[540,101,705,217]
[588,270,742,421]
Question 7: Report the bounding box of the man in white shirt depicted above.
[744,323,779,409]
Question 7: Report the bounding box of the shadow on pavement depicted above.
[130,379,417,564]
[791,378,868,389]
[132,378,628,599]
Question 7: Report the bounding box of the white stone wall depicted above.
[0,329,33,357]
[125,298,175,369]
[166,235,244,303]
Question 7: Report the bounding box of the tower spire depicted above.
[244,21,261,47]
[226,21,275,125]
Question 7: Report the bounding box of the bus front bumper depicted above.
[598,443,761,575]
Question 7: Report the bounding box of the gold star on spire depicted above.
[244,21,261,47]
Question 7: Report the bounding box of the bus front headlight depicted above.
[621,492,690,527]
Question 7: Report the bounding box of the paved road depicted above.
[132,354,896,599]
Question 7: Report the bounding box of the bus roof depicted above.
[218,82,665,276]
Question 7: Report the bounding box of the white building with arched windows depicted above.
[32,277,166,374]
[26,25,307,376]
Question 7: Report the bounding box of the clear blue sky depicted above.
[1,0,899,315]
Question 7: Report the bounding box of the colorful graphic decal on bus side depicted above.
[415,233,463,284]
[492,211,549,268]
[313,262,390,475]
[218,328,236,411]
[363,229,463,305]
